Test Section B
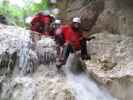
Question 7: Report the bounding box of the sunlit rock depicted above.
[85,32,133,100]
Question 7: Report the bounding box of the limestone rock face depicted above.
[61,0,133,36]
[91,0,133,35]
[62,0,104,32]
[0,24,31,75]
[85,32,133,100]
[0,66,74,100]
[0,24,74,100]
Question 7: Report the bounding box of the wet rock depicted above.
[0,24,74,100]
[90,0,133,35]
[65,53,86,75]
[0,64,75,100]
[85,32,133,100]
[98,59,117,71]
[0,24,58,76]
[62,0,104,32]
[36,36,57,65]
[0,15,8,25]
[0,24,34,76]
[91,9,118,34]
[0,77,36,100]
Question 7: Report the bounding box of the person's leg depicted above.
[56,45,60,56]
[63,44,74,62]
[56,44,74,69]
[80,38,91,60]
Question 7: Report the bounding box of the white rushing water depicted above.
[18,36,57,75]
[0,24,118,100]
[65,54,117,100]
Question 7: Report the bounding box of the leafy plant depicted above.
[0,0,49,27]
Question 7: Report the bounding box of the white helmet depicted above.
[51,8,60,15]
[43,10,50,15]
[25,16,34,24]
[54,19,61,24]
[72,17,81,23]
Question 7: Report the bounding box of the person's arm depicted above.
[86,36,95,41]
[31,30,40,35]
[80,32,95,41]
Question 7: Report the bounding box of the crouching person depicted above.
[56,17,94,69]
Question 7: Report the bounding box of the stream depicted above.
[65,53,117,100]
[0,34,117,100]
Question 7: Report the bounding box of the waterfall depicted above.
[36,36,56,65]
[64,53,117,100]
[0,24,119,100]
[18,41,30,75]
[17,36,57,76]
[0,35,58,100]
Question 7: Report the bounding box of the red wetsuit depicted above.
[62,25,81,50]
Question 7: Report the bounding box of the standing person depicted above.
[30,11,54,36]
[56,17,95,68]
[30,12,44,35]
[41,14,54,36]
[53,19,64,62]
[53,19,64,48]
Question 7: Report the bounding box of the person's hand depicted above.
[31,31,40,35]
[80,36,84,40]
[64,41,70,46]
[91,36,96,39]
[86,36,96,41]
[75,50,81,56]
[56,28,62,35]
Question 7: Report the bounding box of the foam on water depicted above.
[65,54,117,100]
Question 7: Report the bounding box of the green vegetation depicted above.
[0,0,49,27]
